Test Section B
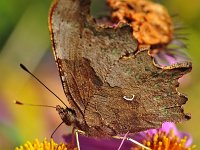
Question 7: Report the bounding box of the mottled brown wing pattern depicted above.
[49,0,138,121]
[84,50,191,136]
[49,0,192,137]
[49,0,93,119]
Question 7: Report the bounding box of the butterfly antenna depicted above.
[20,64,68,108]
[14,100,56,108]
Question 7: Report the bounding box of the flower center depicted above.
[132,129,196,150]
[15,138,71,150]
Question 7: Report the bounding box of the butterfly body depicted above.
[49,0,191,138]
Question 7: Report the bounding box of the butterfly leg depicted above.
[113,135,151,150]
[116,131,129,150]
[72,128,85,150]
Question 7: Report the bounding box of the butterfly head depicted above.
[56,105,77,126]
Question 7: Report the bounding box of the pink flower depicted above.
[131,122,195,149]
[63,134,133,150]
[63,122,195,150]
[15,122,195,149]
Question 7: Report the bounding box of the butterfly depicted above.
[48,0,192,138]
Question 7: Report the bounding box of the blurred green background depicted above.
[0,0,199,149]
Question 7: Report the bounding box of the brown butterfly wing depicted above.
[49,0,93,120]
[49,0,191,137]
[84,50,191,136]
[49,0,138,121]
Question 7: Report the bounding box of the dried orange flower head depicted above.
[107,0,173,45]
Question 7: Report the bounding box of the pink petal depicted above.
[161,122,178,135]
[153,49,191,68]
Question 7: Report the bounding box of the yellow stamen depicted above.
[15,138,73,150]
[132,129,196,150]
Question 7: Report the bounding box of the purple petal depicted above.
[127,128,158,143]
[146,129,157,136]
[130,122,193,148]
[63,134,133,150]
[117,132,129,150]
[128,131,148,142]
[161,122,192,147]
[153,49,191,68]
[161,122,178,135]
[177,131,193,147]
[170,40,187,49]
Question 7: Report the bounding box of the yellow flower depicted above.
[15,138,74,150]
